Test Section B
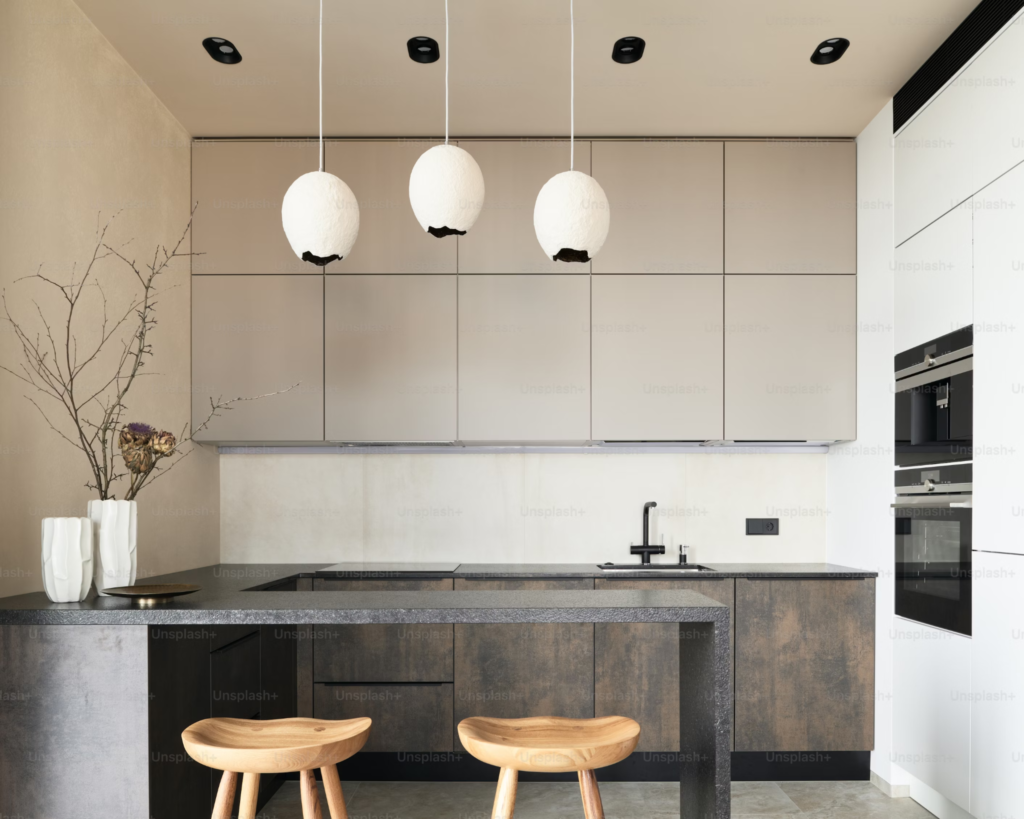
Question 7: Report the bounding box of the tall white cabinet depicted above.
[892,620,972,812]
[974,162,1024,557]
[971,550,1024,819]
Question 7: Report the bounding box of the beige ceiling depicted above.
[75,0,977,138]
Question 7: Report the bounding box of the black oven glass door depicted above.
[895,369,973,466]
[894,505,971,635]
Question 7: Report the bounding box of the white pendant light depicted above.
[282,0,359,265]
[408,0,485,237]
[533,0,609,263]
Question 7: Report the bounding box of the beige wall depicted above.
[0,0,218,597]
[221,452,827,565]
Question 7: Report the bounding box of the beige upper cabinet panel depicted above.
[459,276,590,441]
[325,275,457,442]
[458,141,591,274]
[592,142,724,274]
[192,140,323,274]
[192,276,324,442]
[725,276,855,441]
[725,142,856,274]
[325,141,457,274]
[593,276,723,441]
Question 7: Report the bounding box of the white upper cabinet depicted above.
[192,276,324,442]
[592,276,724,441]
[458,276,591,441]
[971,550,1024,819]
[895,15,1024,245]
[591,141,723,274]
[457,141,591,274]
[324,276,457,442]
[893,204,973,353]
[973,163,1024,555]
[963,17,1024,197]
[894,77,975,246]
[325,140,456,274]
[724,276,856,441]
[192,140,323,274]
[724,141,856,275]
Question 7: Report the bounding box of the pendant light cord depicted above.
[319,0,324,171]
[445,0,450,145]
[569,0,574,171]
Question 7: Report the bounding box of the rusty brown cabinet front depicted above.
[593,578,735,751]
[453,578,595,750]
[734,578,875,752]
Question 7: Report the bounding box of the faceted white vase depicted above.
[41,517,94,603]
[88,499,137,594]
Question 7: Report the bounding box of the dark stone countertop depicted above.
[0,563,728,626]
[0,561,874,626]
[317,561,878,579]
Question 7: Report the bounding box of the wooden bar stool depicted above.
[458,716,640,819]
[182,717,371,819]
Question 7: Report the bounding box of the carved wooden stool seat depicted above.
[458,716,640,818]
[182,716,371,819]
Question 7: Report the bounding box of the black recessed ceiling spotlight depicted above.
[202,37,242,65]
[810,38,850,65]
[407,36,440,63]
[612,36,645,64]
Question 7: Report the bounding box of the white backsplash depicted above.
[220,452,828,565]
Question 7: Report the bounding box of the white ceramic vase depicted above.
[87,499,137,594]
[41,517,94,603]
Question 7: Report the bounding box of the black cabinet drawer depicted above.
[314,683,454,752]
[210,625,259,652]
[261,626,297,721]
[313,579,454,682]
[211,631,261,719]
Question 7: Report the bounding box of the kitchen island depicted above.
[0,563,733,819]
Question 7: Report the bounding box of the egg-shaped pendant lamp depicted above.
[534,0,609,263]
[409,144,485,237]
[409,0,485,238]
[282,171,360,264]
[534,170,609,262]
[282,0,359,266]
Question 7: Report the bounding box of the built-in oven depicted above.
[894,463,972,636]
[895,326,972,467]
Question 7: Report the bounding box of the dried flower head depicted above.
[119,422,155,450]
[151,430,177,455]
[122,445,154,475]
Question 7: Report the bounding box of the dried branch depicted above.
[0,205,291,502]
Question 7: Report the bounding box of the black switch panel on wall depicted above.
[746,518,780,536]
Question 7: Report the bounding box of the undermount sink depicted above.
[597,563,716,573]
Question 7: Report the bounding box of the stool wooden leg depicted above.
[238,772,260,819]
[320,763,349,819]
[491,767,518,819]
[300,769,324,819]
[211,771,237,819]
[578,769,604,819]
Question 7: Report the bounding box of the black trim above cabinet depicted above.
[894,0,1024,131]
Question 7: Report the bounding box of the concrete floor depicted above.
[257,780,937,819]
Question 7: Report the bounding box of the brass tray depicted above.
[103,584,201,606]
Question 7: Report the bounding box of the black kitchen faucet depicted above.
[631,501,665,565]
